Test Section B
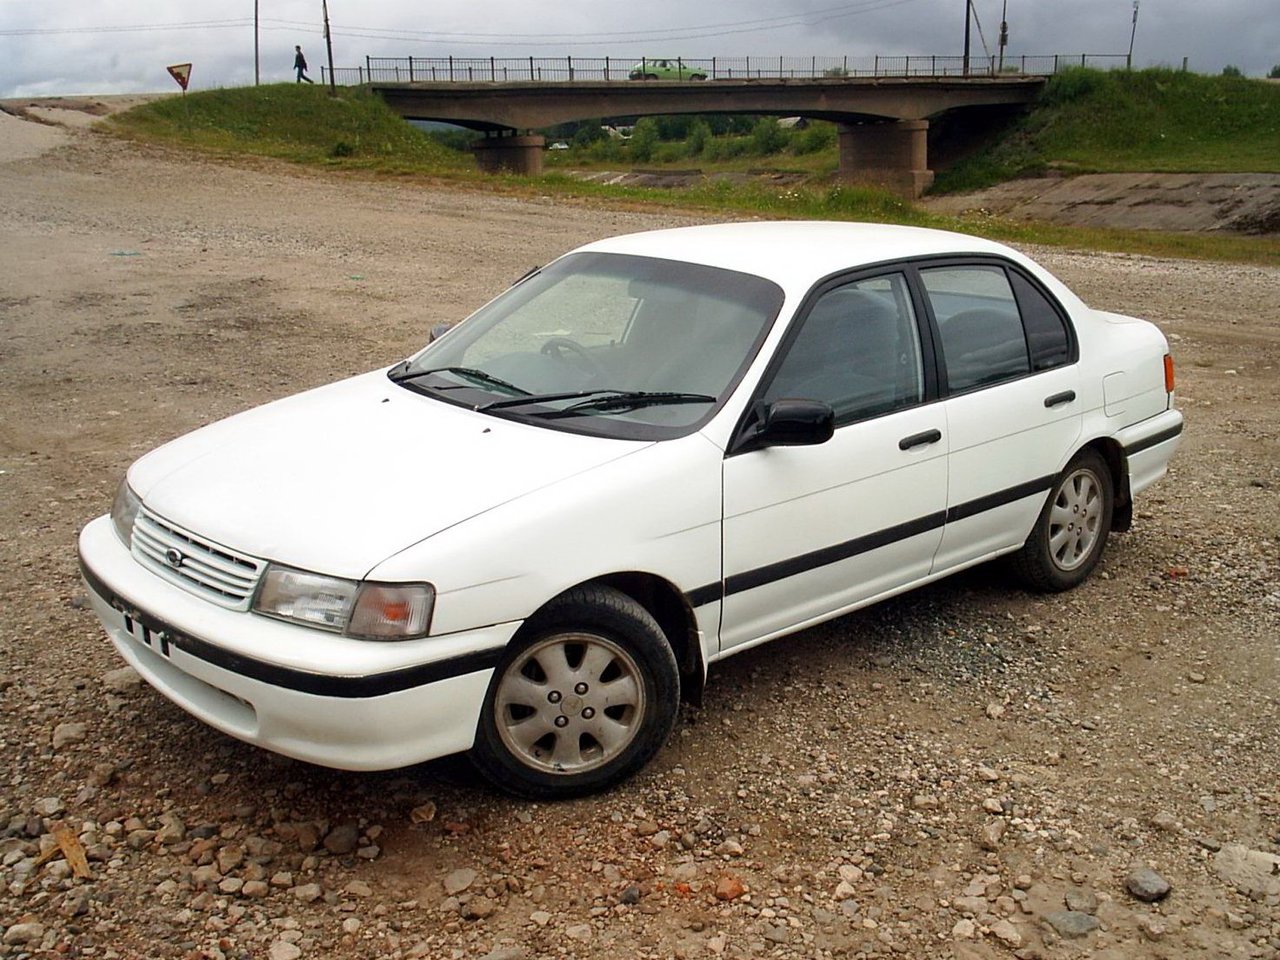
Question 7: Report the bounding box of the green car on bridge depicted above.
[628,59,708,81]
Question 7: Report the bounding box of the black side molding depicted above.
[1123,421,1183,457]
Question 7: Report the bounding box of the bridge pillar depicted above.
[472,133,545,175]
[837,120,934,198]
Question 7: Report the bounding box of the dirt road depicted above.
[1,108,1278,960]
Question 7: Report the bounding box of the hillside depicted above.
[934,68,1280,193]
[109,83,468,172]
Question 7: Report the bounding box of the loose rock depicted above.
[443,867,478,895]
[324,823,360,855]
[462,896,495,920]
[715,875,746,901]
[2,922,45,946]
[1045,910,1100,939]
[1212,845,1280,900]
[1064,887,1098,914]
[52,721,86,748]
[1126,866,1172,902]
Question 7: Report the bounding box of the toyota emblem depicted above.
[164,548,184,568]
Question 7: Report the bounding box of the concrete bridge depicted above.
[374,76,1046,197]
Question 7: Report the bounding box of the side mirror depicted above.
[427,322,454,343]
[754,399,834,448]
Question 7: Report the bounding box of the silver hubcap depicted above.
[1048,467,1103,571]
[495,633,645,775]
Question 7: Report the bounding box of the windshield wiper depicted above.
[477,389,621,412]
[389,364,530,397]
[550,391,717,416]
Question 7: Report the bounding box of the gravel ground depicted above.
[1,110,1278,960]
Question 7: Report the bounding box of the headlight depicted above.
[111,480,141,546]
[254,567,357,632]
[253,565,433,640]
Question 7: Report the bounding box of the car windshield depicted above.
[392,252,784,439]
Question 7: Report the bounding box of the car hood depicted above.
[129,371,650,580]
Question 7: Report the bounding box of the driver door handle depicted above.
[899,428,942,451]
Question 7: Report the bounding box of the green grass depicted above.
[106,80,1280,268]
[110,83,469,172]
[935,68,1280,192]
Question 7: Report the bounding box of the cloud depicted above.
[1,0,1275,97]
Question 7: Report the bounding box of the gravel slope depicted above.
[1,113,1278,960]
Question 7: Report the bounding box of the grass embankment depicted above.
[936,68,1280,192]
[109,79,1280,266]
[111,83,469,173]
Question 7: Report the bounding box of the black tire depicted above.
[689,73,707,81]
[1012,449,1113,592]
[643,73,659,81]
[469,585,680,799]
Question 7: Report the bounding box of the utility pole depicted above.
[1127,0,1140,70]
[963,0,972,76]
[254,0,260,85]
[323,0,336,95]
[998,0,1008,73]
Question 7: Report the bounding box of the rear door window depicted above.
[920,265,1029,393]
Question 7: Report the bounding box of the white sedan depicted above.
[79,222,1183,797]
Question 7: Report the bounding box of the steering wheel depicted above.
[540,336,606,378]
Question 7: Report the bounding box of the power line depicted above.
[0,19,253,37]
[329,0,925,48]
[316,0,920,42]
[0,1,924,46]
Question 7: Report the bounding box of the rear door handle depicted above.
[899,428,942,451]
[1044,390,1076,408]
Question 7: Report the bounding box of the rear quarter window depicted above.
[1009,272,1073,371]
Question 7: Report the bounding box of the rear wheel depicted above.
[470,585,680,798]
[1012,449,1113,592]
[689,73,708,81]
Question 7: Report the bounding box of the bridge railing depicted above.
[324,53,1132,85]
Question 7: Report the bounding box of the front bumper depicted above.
[78,515,520,771]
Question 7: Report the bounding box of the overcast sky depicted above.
[1,0,1276,98]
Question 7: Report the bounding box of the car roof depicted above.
[576,221,1026,292]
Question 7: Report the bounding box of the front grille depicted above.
[131,508,265,609]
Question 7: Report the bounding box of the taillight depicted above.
[1163,354,1175,394]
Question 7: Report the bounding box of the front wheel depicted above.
[1011,449,1113,592]
[470,585,680,798]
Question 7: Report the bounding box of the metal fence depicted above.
[322,53,1133,85]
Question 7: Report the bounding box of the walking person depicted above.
[294,46,314,84]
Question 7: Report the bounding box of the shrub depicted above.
[793,122,836,155]
[749,117,788,156]
[702,136,751,161]
[686,119,712,158]
[629,118,659,162]
[572,122,608,147]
